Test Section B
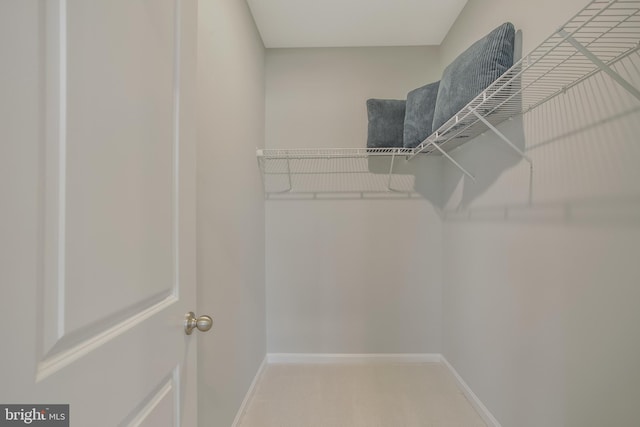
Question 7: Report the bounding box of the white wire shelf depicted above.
[257,150,420,195]
[257,147,415,159]
[258,0,640,193]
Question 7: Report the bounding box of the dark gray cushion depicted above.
[366,99,406,148]
[403,81,440,148]
[432,22,515,131]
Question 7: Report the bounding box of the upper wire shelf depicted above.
[412,0,640,160]
[258,0,640,193]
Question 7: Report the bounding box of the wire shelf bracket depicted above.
[471,109,532,164]
[256,148,418,195]
[387,151,397,192]
[425,137,476,181]
[558,29,640,102]
[256,0,640,194]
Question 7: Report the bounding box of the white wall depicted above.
[440,0,640,426]
[196,1,266,426]
[265,47,444,353]
[197,1,640,424]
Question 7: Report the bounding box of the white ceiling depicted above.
[246,0,468,48]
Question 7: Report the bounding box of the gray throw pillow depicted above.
[403,81,440,148]
[432,22,515,132]
[366,99,406,148]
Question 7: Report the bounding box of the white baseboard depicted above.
[231,355,268,427]
[234,353,499,427]
[441,356,502,427]
[266,353,442,364]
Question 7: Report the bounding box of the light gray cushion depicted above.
[432,22,515,131]
[366,99,406,148]
[403,81,440,148]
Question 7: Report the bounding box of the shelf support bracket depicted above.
[471,110,533,164]
[386,151,396,191]
[256,152,266,194]
[427,141,476,181]
[284,157,293,192]
[558,29,640,102]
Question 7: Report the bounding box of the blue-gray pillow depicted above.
[432,22,515,131]
[366,99,406,148]
[403,81,440,148]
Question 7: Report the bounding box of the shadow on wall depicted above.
[261,154,443,205]
[440,47,640,225]
[441,51,640,427]
[439,115,527,212]
[260,115,523,208]
[263,33,640,227]
[365,154,443,207]
[261,32,528,210]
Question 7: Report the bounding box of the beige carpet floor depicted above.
[237,362,488,427]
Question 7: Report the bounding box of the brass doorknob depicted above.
[184,312,213,335]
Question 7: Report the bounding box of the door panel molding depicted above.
[42,0,68,359]
[119,366,180,427]
[38,0,182,381]
[36,293,177,382]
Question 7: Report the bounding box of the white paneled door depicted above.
[0,0,198,426]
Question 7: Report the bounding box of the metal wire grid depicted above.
[257,147,415,159]
[258,155,417,194]
[412,0,640,156]
[258,0,640,192]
